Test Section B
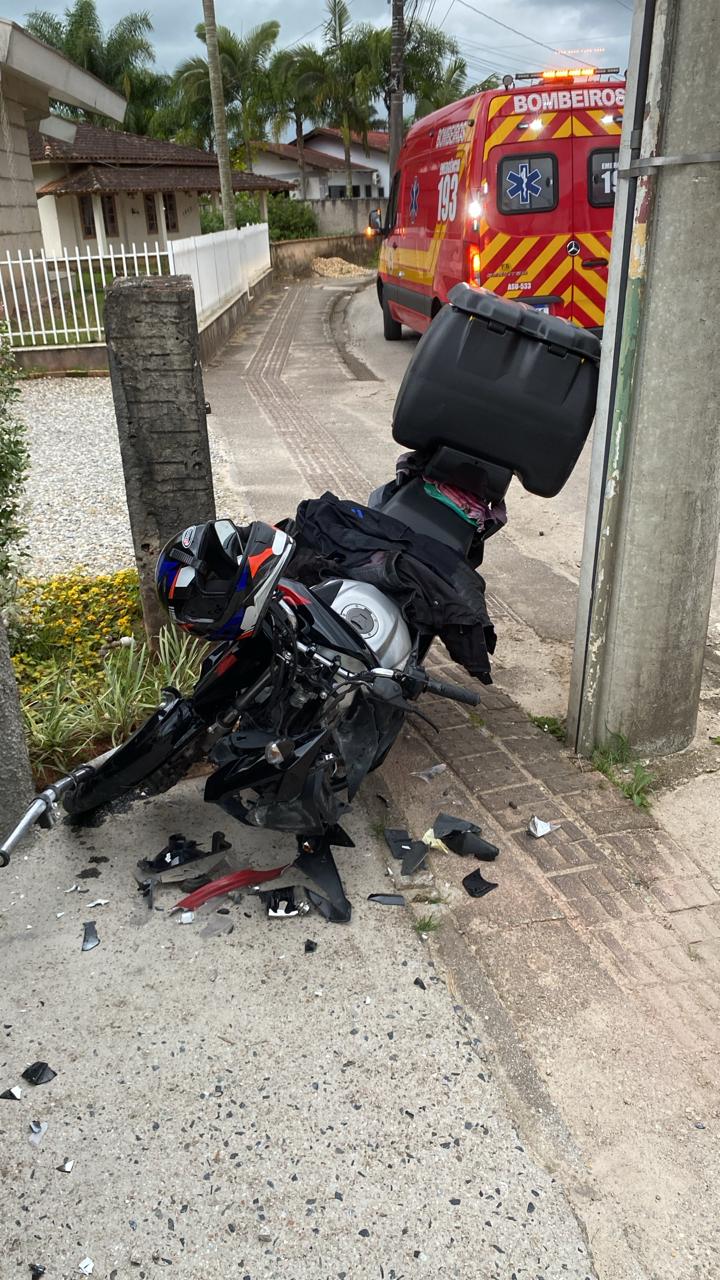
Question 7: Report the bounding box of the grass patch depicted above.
[591,732,655,810]
[530,714,567,742]
[468,710,485,728]
[410,892,448,906]
[370,818,386,839]
[413,913,443,935]
[710,736,720,746]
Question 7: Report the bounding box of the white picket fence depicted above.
[0,223,271,349]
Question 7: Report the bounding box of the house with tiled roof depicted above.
[30,122,291,255]
[249,140,384,202]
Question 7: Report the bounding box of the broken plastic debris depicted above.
[57,1158,74,1173]
[527,815,560,838]
[22,1061,57,1086]
[462,868,498,898]
[173,864,287,913]
[179,910,195,924]
[200,914,234,939]
[411,763,447,782]
[56,912,65,919]
[79,1259,94,1276]
[401,840,428,876]
[81,921,100,952]
[29,1120,48,1145]
[1,1084,22,1100]
[138,830,231,878]
[87,899,109,908]
[430,812,500,861]
[260,888,309,918]
[368,893,406,907]
[384,828,413,861]
[304,939,318,953]
[30,1267,46,1278]
[414,977,426,991]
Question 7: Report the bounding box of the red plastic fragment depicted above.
[172,864,288,912]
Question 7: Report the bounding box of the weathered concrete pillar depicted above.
[0,619,33,828]
[104,275,215,642]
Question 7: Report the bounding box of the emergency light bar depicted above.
[514,68,620,81]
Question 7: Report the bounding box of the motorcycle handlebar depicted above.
[424,677,481,707]
[0,770,90,867]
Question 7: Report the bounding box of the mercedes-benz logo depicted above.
[567,239,580,256]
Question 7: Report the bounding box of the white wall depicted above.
[34,186,202,256]
[0,96,44,257]
[306,135,390,193]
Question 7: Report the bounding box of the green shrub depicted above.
[200,193,318,242]
[0,329,29,602]
[10,568,207,780]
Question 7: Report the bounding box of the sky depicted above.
[4,0,633,83]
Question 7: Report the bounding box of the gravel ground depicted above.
[18,378,242,578]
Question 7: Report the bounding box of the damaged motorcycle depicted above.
[0,285,601,920]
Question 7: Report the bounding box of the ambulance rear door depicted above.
[570,93,623,329]
[483,133,576,321]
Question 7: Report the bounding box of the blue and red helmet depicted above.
[156,519,294,640]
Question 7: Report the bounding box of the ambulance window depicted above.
[386,170,401,230]
[588,149,619,207]
[497,153,557,214]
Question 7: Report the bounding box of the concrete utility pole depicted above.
[202,0,235,230]
[105,275,216,645]
[389,0,405,178]
[568,0,720,756]
[0,619,33,831]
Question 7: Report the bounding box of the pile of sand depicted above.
[311,256,370,278]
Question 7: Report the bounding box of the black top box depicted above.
[392,283,602,499]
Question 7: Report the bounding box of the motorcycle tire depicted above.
[63,697,207,820]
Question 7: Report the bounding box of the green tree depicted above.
[268,45,325,200]
[302,0,380,198]
[25,0,157,125]
[466,74,502,94]
[413,56,469,118]
[175,21,280,170]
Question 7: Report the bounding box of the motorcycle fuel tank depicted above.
[324,580,412,670]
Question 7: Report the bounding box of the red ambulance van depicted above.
[375,69,625,338]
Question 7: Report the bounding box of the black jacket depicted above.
[289,493,496,683]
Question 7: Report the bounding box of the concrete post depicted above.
[0,618,33,828]
[258,191,268,223]
[568,0,720,755]
[104,275,216,643]
[91,193,108,256]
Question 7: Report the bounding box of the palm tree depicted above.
[303,0,380,198]
[413,56,469,118]
[268,45,325,200]
[201,0,235,229]
[176,21,280,172]
[25,0,155,123]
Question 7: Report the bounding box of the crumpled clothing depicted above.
[290,492,496,683]
[423,480,508,530]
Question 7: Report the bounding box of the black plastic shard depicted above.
[29,1267,46,1278]
[1,1085,22,1100]
[401,840,428,876]
[138,831,231,876]
[81,920,100,951]
[295,835,352,924]
[368,893,406,907]
[384,829,413,861]
[22,1062,57,1086]
[433,812,499,861]
[259,888,303,918]
[304,939,318,953]
[462,868,498,898]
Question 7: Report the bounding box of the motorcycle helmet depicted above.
[156,518,295,640]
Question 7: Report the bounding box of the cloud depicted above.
[8,0,631,79]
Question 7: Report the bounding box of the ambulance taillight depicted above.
[468,247,481,285]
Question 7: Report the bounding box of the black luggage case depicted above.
[392,283,602,499]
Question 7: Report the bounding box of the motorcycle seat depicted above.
[378,478,475,556]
